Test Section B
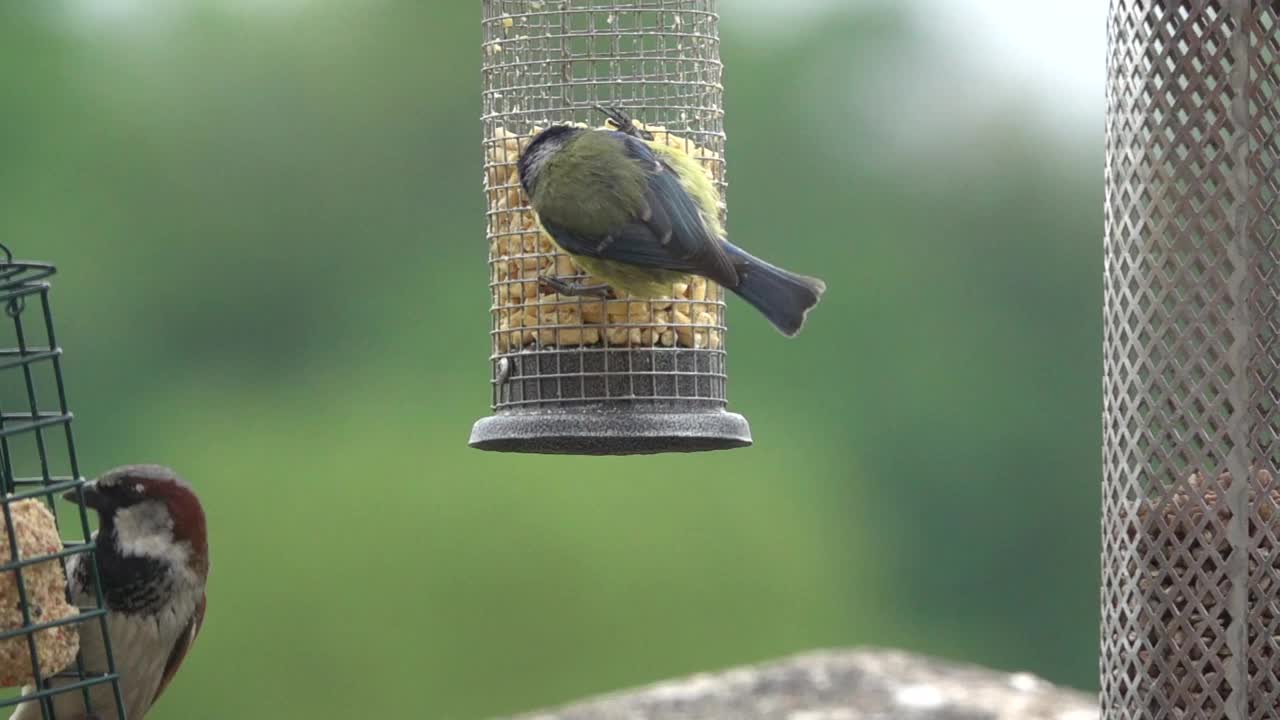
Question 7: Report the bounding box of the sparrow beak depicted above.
[63,482,104,510]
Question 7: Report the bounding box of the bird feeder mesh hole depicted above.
[481,0,731,412]
[0,251,126,719]
[1103,1,1280,717]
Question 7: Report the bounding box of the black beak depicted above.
[63,482,104,510]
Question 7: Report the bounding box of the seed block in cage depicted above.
[0,247,126,718]
[1103,1,1280,717]
[0,500,78,687]
[470,0,752,454]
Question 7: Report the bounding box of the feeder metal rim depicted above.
[0,542,96,575]
[45,669,120,681]
[0,259,54,276]
[0,282,51,301]
[0,672,121,710]
[0,413,73,439]
[11,475,79,487]
[470,409,751,455]
[482,79,724,96]
[481,107,726,122]
[0,348,61,372]
[2,477,84,503]
[0,608,108,644]
[483,8,720,23]
[484,35,721,47]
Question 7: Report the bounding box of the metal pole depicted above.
[1103,1,1280,716]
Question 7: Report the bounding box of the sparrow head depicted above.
[65,464,209,582]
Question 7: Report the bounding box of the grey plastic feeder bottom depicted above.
[469,410,752,455]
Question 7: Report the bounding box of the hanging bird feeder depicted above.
[0,246,126,719]
[470,0,752,454]
[1103,1,1280,717]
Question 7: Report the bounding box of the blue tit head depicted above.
[516,125,582,196]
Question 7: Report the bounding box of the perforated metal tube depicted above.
[1103,1,1280,716]
[470,0,751,454]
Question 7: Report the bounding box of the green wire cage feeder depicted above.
[470,0,753,455]
[0,246,126,719]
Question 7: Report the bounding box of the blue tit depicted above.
[516,107,825,337]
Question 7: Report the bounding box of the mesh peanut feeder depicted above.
[470,0,752,454]
[0,246,126,719]
[1103,1,1280,716]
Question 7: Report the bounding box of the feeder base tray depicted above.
[469,410,752,455]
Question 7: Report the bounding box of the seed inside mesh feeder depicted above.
[486,123,724,353]
[1128,468,1279,714]
[1,500,80,687]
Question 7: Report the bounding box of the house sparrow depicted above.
[10,465,209,720]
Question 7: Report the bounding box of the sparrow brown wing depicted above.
[150,594,206,707]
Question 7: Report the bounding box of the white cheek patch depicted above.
[113,500,191,570]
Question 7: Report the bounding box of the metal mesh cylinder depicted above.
[0,248,126,719]
[1103,1,1280,716]
[470,0,752,454]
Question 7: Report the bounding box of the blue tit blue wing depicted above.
[540,218,693,272]
[542,133,739,288]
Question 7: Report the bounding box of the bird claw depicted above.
[538,275,611,298]
[593,105,654,141]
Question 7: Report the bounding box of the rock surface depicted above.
[511,648,1098,720]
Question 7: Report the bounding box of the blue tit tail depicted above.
[721,242,827,337]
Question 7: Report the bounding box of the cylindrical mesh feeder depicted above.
[1103,1,1280,717]
[0,247,126,719]
[469,0,753,455]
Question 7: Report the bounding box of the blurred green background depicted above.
[0,1,1101,718]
